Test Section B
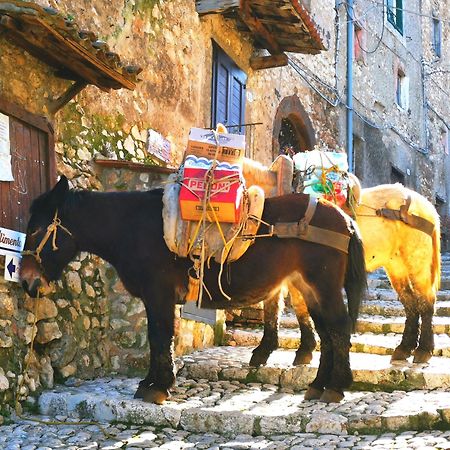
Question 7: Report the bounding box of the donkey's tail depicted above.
[345,220,367,332]
[431,215,441,293]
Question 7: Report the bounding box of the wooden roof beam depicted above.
[47,80,88,114]
[238,0,283,55]
[250,53,288,70]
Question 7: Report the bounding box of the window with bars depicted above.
[387,0,403,35]
[432,17,442,58]
[211,43,247,134]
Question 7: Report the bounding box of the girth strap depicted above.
[376,195,435,237]
[272,196,350,254]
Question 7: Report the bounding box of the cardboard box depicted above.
[180,165,243,223]
[186,128,245,164]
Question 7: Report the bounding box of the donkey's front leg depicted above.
[135,289,176,404]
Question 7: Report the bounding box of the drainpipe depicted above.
[346,0,354,171]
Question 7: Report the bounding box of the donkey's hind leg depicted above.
[388,277,420,361]
[250,292,282,367]
[413,296,435,363]
[298,279,352,403]
[289,285,316,365]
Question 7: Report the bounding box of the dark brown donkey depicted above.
[20,176,366,404]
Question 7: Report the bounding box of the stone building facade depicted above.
[0,0,448,417]
[0,0,333,415]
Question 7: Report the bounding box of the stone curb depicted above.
[37,347,450,437]
[38,375,450,437]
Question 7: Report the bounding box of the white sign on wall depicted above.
[0,112,13,181]
[4,254,21,283]
[0,227,25,283]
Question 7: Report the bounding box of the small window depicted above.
[442,128,449,155]
[387,0,403,35]
[395,69,409,110]
[432,18,442,58]
[211,43,247,134]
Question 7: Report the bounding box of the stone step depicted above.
[38,348,450,436]
[225,327,450,357]
[356,314,450,334]
[253,313,450,336]
[360,299,450,317]
[364,288,450,302]
[351,332,450,357]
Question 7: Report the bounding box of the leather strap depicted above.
[376,195,434,237]
[273,222,350,253]
[272,195,350,253]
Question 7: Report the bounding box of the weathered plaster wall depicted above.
[421,0,450,202]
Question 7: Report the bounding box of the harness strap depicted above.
[273,222,350,254]
[376,195,434,237]
[272,195,350,253]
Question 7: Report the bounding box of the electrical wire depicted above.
[345,1,385,55]
[363,0,450,25]
[287,55,429,154]
[347,1,450,100]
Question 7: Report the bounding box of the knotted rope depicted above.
[21,210,72,264]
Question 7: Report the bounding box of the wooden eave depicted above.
[196,0,327,69]
[0,1,142,110]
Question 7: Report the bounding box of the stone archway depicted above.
[272,95,316,159]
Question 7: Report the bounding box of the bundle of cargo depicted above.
[293,149,350,207]
[179,127,246,223]
[179,155,244,223]
[162,125,266,304]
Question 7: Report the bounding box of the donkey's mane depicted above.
[30,186,164,214]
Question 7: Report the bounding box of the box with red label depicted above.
[186,128,245,164]
[179,156,244,223]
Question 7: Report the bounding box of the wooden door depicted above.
[0,99,54,232]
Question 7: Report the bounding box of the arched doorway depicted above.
[272,95,316,159]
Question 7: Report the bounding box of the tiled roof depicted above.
[0,0,142,91]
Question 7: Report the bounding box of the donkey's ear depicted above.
[50,175,69,205]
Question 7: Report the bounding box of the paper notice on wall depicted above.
[0,154,13,181]
[0,112,13,181]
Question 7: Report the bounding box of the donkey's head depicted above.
[20,176,77,297]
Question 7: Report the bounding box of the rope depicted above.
[21,210,72,264]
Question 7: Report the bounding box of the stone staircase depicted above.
[225,254,450,358]
[32,254,450,443]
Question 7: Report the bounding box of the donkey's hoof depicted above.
[304,386,324,400]
[319,389,344,403]
[391,347,411,361]
[413,349,432,364]
[293,351,313,366]
[134,383,146,399]
[143,387,170,404]
[249,352,269,367]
